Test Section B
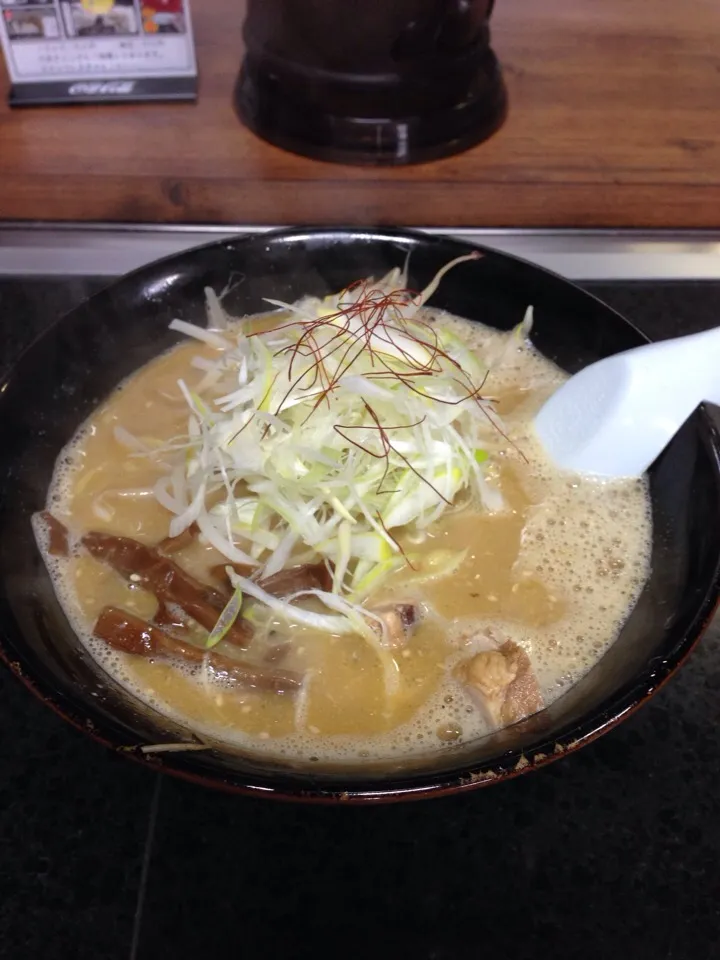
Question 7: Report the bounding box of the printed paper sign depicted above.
[0,0,197,104]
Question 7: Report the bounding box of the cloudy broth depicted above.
[38,308,652,764]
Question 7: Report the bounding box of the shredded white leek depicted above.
[156,255,533,644]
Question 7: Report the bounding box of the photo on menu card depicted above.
[60,0,138,38]
[2,5,60,40]
[141,1,186,34]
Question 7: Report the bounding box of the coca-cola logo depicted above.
[68,81,135,96]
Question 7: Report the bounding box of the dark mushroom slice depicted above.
[258,562,333,596]
[209,561,256,588]
[211,560,333,598]
[263,642,291,664]
[459,639,544,727]
[153,601,191,635]
[157,522,200,555]
[36,511,71,557]
[82,531,252,648]
[94,606,302,696]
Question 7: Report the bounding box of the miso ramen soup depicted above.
[36,260,652,765]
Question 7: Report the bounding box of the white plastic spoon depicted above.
[533,326,720,479]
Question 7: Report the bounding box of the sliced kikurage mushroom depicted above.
[157,522,200,554]
[211,560,333,598]
[36,511,71,557]
[94,606,302,696]
[82,531,253,648]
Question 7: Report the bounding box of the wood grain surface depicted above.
[0,0,719,227]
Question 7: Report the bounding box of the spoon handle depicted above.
[654,325,720,407]
[534,324,720,478]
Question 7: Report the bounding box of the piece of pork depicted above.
[460,640,543,727]
[370,603,419,648]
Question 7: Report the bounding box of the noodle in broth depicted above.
[36,271,652,765]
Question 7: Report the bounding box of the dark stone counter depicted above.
[1,279,719,960]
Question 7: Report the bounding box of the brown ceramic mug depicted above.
[235,0,506,165]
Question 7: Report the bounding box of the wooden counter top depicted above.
[0,0,719,228]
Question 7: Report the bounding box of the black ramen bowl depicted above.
[1,228,719,803]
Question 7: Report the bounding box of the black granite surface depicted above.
[1,278,720,960]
